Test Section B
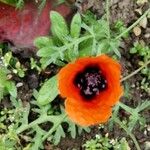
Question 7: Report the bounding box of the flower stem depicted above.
[106,0,110,39]
[115,8,150,40]
[121,60,150,82]
[113,117,141,150]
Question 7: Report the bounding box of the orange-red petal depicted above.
[65,98,112,126]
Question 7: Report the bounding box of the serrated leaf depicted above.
[50,11,69,43]
[37,75,58,105]
[70,13,82,38]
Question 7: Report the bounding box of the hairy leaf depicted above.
[70,13,82,38]
[37,75,58,105]
[50,11,69,43]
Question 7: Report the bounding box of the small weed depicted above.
[35,10,129,69]
[0,65,17,101]
[83,134,130,150]
[2,51,26,78]
[130,41,150,93]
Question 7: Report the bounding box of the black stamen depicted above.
[74,65,107,100]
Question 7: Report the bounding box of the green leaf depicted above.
[3,52,12,67]
[109,40,121,57]
[30,126,43,150]
[37,46,55,57]
[136,100,150,112]
[34,37,53,49]
[70,13,82,38]
[5,81,17,98]
[0,67,8,84]
[120,138,130,150]
[50,11,69,43]
[78,126,91,135]
[68,121,76,139]
[114,20,129,38]
[53,125,65,145]
[94,19,109,40]
[130,47,137,54]
[0,0,18,6]
[40,57,53,69]
[96,39,110,55]
[79,39,93,57]
[37,75,58,105]
[128,113,138,131]
[0,87,4,101]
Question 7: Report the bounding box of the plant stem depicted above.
[118,102,133,113]
[16,115,53,134]
[113,117,141,150]
[58,35,93,52]
[42,114,67,141]
[115,8,150,40]
[106,0,111,39]
[16,114,67,134]
[121,60,150,82]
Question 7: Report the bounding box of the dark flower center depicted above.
[74,65,107,100]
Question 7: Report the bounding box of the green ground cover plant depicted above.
[0,0,150,149]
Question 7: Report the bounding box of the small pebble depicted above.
[144,130,147,135]
[144,33,150,38]
[139,17,147,28]
[147,125,150,131]
[16,82,23,87]
[133,26,141,36]
[131,84,135,88]
[7,74,13,79]
[145,142,150,150]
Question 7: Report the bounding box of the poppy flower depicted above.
[58,55,123,126]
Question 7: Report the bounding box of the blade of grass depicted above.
[115,8,150,40]
[106,0,110,39]
[113,117,141,150]
[121,60,150,82]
